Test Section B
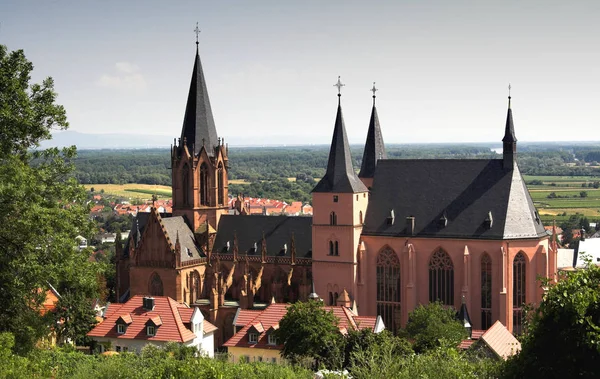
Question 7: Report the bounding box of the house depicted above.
[87,295,217,356]
[575,238,600,268]
[75,235,87,250]
[223,299,384,364]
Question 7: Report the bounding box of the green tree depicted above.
[0,45,98,353]
[502,258,600,378]
[404,302,467,353]
[275,300,344,368]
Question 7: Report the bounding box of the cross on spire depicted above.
[334,76,345,97]
[508,83,512,108]
[194,22,200,45]
[371,82,378,105]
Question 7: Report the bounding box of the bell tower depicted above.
[172,30,229,233]
[311,77,369,307]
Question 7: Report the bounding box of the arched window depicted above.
[217,162,224,205]
[329,292,334,306]
[376,247,401,333]
[359,211,363,225]
[329,241,334,256]
[200,163,209,206]
[334,241,339,256]
[429,249,454,305]
[334,292,339,305]
[330,212,337,226]
[149,272,163,296]
[481,253,492,329]
[513,252,526,334]
[182,164,190,206]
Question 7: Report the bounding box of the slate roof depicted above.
[363,159,547,240]
[502,99,517,143]
[161,216,204,262]
[223,303,378,349]
[213,215,312,258]
[87,295,217,342]
[313,100,368,194]
[358,104,386,179]
[180,45,219,156]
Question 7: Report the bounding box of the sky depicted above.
[2,0,600,145]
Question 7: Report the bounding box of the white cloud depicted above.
[96,62,147,91]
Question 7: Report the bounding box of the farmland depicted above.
[84,183,172,201]
[523,175,600,223]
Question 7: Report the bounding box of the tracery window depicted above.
[191,271,201,303]
[200,163,209,206]
[513,252,526,335]
[481,253,492,329]
[429,249,454,305]
[376,247,401,333]
[217,162,224,205]
[149,272,164,296]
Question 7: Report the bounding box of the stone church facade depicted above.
[116,41,556,346]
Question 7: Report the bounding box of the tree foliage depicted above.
[275,300,344,368]
[404,302,468,353]
[502,259,600,378]
[0,45,99,353]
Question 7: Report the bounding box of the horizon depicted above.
[3,1,600,145]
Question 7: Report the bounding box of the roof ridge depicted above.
[168,297,189,342]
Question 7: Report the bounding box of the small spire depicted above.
[508,83,512,109]
[371,82,378,106]
[334,76,345,104]
[308,279,320,301]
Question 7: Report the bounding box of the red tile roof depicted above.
[223,303,378,349]
[87,295,216,343]
[234,309,262,327]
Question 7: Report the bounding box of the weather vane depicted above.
[508,83,511,98]
[334,76,345,96]
[194,22,200,44]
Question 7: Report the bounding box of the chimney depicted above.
[406,216,415,235]
[143,297,155,311]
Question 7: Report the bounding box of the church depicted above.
[115,40,556,346]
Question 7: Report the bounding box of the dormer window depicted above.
[249,332,258,344]
[268,334,277,345]
[117,324,125,334]
[147,325,156,336]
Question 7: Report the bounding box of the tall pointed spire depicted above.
[180,25,219,156]
[313,77,368,193]
[359,82,386,181]
[502,84,517,169]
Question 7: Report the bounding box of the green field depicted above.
[85,184,172,199]
[523,175,600,222]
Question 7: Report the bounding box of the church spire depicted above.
[502,84,517,169]
[180,25,219,157]
[312,77,368,193]
[358,82,386,183]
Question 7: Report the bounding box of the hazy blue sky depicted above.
[2,0,600,144]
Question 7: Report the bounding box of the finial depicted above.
[194,22,200,46]
[371,82,378,105]
[334,76,345,101]
[508,83,512,109]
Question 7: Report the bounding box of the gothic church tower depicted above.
[311,77,369,307]
[171,40,229,233]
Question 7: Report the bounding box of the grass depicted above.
[229,179,251,185]
[523,175,600,183]
[84,184,172,199]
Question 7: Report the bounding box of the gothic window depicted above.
[191,271,201,303]
[329,241,334,256]
[513,252,526,335]
[481,253,492,330]
[200,163,209,206]
[329,292,334,305]
[330,212,337,226]
[149,272,163,296]
[182,164,190,206]
[376,247,401,333]
[429,249,454,305]
[217,162,224,206]
[334,292,338,305]
[335,241,339,256]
